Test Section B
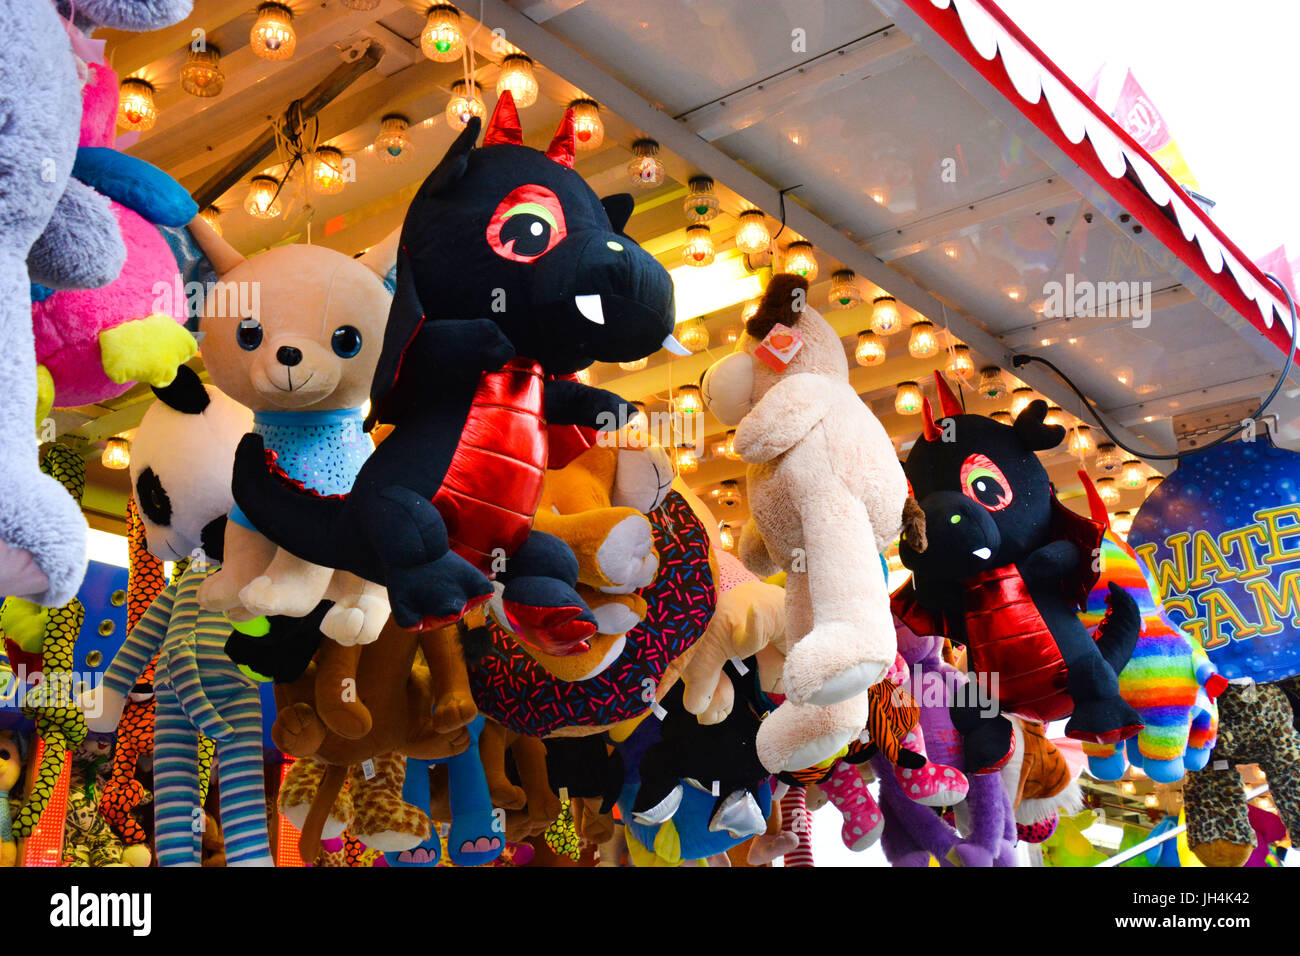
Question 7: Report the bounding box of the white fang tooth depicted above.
[661,333,691,355]
[575,294,605,325]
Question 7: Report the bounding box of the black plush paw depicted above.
[1065,697,1143,746]
[963,715,1015,774]
[387,553,492,629]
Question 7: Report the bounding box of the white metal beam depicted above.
[516,0,591,24]
[676,28,918,142]
[864,175,1078,261]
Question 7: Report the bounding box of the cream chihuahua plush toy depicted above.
[190,217,397,651]
[701,274,918,773]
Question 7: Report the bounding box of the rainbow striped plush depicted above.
[1079,532,1219,783]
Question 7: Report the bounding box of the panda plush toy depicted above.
[81,367,277,866]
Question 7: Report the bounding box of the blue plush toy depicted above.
[384,715,504,867]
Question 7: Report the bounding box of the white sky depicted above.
[994,0,1300,262]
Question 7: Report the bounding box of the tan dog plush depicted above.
[701,274,913,773]
[190,218,395,652]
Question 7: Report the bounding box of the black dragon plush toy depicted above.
[231,93,677,655]
[891,372,1143,773]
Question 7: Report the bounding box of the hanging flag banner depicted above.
[1129,437,1300,683]
[1085,66,1199,190]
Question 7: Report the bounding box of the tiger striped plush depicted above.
[778,654,968,853]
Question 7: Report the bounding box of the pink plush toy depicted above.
[30,59,195,411]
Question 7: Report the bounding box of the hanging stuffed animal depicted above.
[80,367,273,866]
[876,621,1018,867]
[0,443,91,840]
[229,92,676,651]
[97,495,165,855]
[189,215,397,739]
[776,652,968,854]
[513,441,673,681]
[0,0,192,608]
[700,273,914,774]
[1074,473,1224,783]
[31,8,198,419]
[269,613,488,863]
[892,372,1143,772]
[0,728,23,866]
[477,719,562,844]
[467,485,717,736]
[383,715,504,867]
[1184,675,1300,866]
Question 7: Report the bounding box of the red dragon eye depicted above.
[486,184,568,262]
[960,453,1013,511]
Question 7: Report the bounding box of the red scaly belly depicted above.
[433,357,547,575]
[964,565,1072,722]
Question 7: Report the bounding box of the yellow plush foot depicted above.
[99,314,197,387]
[35,364,54,432]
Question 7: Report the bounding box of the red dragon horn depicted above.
[483,90,524,147]
[921,397,941,442]
[1077,469,1111,529]
[545,108,577,168]
[933,370,964,419]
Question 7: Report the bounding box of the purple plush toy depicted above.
[876,619,1018,867]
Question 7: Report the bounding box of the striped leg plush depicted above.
[214,686,272,865]
[152,685,203,867]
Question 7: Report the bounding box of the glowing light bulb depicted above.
[568,98,603,150]
[871,296,902,336]
[627,138,664,187]
[681,224,715,267]
[1096,477,1121,506]
[676,385,703,415]
[421,4,464,63]
[496,54,539,109]
[101,437,130,470]
[1120,459,1146,490]
[683,175,719,223]
[782,241,818,280]
[907,320,939,359]
[828,270,861,310]
[946,345,975,380]
[180,46,224,98]
[244,175,282,219]
[251,3,296,60]
[1069,425,1097,457]
[734,210,771,255]
[895,381,923,416]
[855,331,885,367]
[117,78,157,131]
[446,79,486,131]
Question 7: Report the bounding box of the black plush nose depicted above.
[276,346,302,367]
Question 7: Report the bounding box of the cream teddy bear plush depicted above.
[701,274,918,772]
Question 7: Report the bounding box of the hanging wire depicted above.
[1011,273,1299,463]
[768,184,803,247]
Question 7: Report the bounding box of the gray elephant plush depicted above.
[0,0,191,607]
